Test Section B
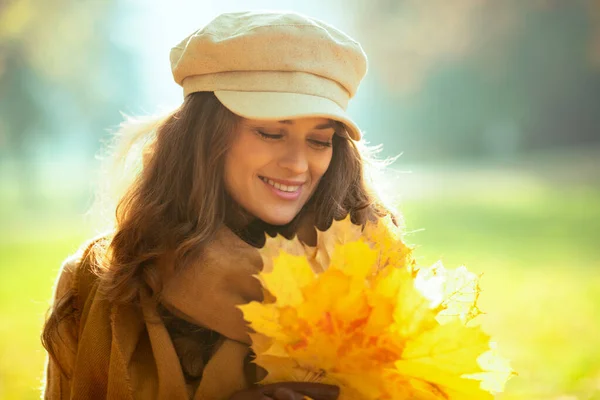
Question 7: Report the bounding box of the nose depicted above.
[277,140,308,175]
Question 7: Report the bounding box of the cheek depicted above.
[224,136,271,186]
[310,151,333,182]
[224,143,250,191]
[223,154,239,194]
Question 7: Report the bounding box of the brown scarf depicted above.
[45,225,275,400]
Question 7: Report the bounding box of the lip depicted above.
[259,176,303,200]
[259,176,306,186]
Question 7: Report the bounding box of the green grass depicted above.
[0,215,89,400]
[1,155,599,399]
[399,185,600,399]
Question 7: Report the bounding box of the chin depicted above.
[257,210,299,226]
[261,215,295,226]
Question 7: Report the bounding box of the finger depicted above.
[263,383,339,400]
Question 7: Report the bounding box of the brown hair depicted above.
[42,92,396,368]
[101,91,395,303]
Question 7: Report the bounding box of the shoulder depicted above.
[52,233,112,304]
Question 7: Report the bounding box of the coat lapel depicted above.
[109,291,190,400]
[159,227,264,344]
[74,224,276,399]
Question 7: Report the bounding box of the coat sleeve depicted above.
[42,252,83,400]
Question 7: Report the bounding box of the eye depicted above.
[256,130,283,140]
[308,139,333,149]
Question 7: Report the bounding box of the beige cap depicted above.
[170,11,367,140]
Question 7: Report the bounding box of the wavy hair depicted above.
[42,92,398,368]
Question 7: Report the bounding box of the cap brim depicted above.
[214,91,361,140]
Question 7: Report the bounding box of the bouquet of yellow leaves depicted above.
[238,216,514,399]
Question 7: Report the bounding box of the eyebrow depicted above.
[278,119,335,130]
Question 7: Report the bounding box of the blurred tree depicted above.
[0,43,46,203]
[342,0,600,160]
[589,0,600,66]
[0,0,141,203]
[348,0,491,93]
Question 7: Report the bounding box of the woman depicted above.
[41,11,397,400]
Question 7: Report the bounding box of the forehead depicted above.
[243,117,336,130]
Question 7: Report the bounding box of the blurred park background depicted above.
[1,0,599,399]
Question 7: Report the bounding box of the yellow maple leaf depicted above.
[463,342,517,393]
[414,262,482,325]
[259,252,316,307]
[362,215,415,272]
[238,217,513,399]
[394,321,491,397]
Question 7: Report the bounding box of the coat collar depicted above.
[158,226,264,344]
[107,219,314,399]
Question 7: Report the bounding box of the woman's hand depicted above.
[229,382,340,400]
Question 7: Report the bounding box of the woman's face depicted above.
[224,117,336,225]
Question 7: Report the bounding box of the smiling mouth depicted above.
[259,176,302,193]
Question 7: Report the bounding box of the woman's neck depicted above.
[223,196,317,248]
[223,195,266,246]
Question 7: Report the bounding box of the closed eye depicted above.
[256,130,283,140]
[309,139,333,148]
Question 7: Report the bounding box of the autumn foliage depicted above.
[239,217,513,399]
